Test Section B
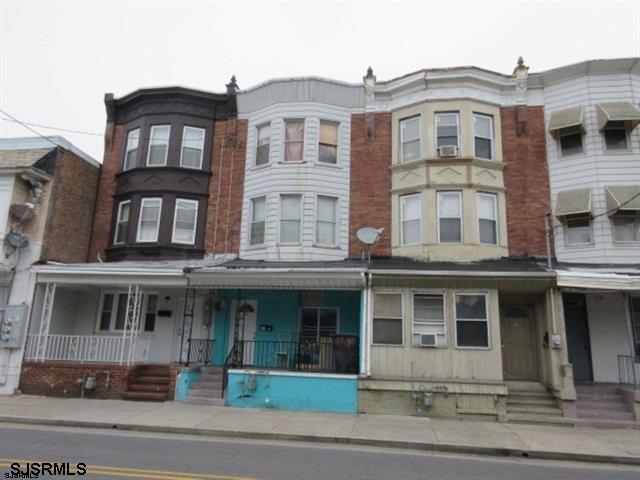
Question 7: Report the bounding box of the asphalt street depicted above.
[0,424,638,480]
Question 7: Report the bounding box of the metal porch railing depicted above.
[186,338,215,365]
[617,354,640,389]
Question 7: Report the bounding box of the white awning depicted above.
[596,102,640,131]
[557,271,640,291]
[548,106,585,136]
[605,185,640,213]
[187,269,366,290]
[555,188,592,217]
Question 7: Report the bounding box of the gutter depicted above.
[368,269,556,278]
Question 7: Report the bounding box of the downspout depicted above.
[366,271,373,377]
[544,212,552,270]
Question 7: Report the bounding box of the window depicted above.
[413,294,445,346]
[256,124,271,166]
[455,293,489,348]
[280,194,302,243]
[372,293,403,345]
[474,114,493,160]
[147,125,170,166]
[300,307,338,342]
[249,197,266,246]
[477,193,498,245]
[558,126,583,156]
[565,215,592,245]
[319,121,339,164]
[172,199,198,245]
[316,196,337,245]
[284,120,304,162]
[137,198,162,243]
[436,113,459,156]
[0,286,8,323]
[611,214,639,243]
[144,295,158,332]
[438,192,462,243]
[400,116,420,162]
[400,194,421,245]
[98,293,156,332]
[180,126,205,169]
[123,128,140,171]
[603,121,628,151]
[113,200,131,245]
[631,297,640,357]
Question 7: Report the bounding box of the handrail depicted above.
[618,354,640,389]
[221,342,238,398]
[186,338,215,366]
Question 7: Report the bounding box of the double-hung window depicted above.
[249,197,266,246]
[300,307,338,342]
[113,200,131,245]
[372,293,403,345]
[455,293,489,348]
[565,215,592,246]
[147,125,170,166]
[603,121,628,151]
[0,286,8,323]
[98,293,157,333]
[319,121,338,164]
[180,126,205,169]
[256,124,271,166]
[400,194,421,245]
[558,126,583,156]
[438,191,462,243]
[413,294,445,347]
[123,128,140,171]
[474,114,493,160]
[436,113,459,157]
[280,194,302,243]
[477,193,498,245]
[316,196,337,245]
[611,213,639,243]
[399,116,420,162]
[172,199,198,245]
[137,198,162,243]
[284,120,304,162]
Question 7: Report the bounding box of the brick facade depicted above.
[349,112,392,257]
[204,119,248,255]
[501,106,553,257]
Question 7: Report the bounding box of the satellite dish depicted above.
[357,227,384,245]
[5,231,29,249]
[9,203,35,222]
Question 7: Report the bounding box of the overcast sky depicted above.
[1,0,638,161]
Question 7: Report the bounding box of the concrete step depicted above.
[507,405,564,416]
[136,366,171,376]
[197,374,223,382]
[573,418,640,430]
[575,384,620,394]
[182,397,226,406]
[508,390,553,399]
[188,388,223,397]
[576,399,630,411]
[507,397,558,407]
[507,413,574,426]
[505,382,548,392]
[133,375,171,385]
[127,383,170,393]
[577,409,636,421]
[200,366,223,374]
[192,380,223,388]
[577,393,623,402]
[122,391,167,402]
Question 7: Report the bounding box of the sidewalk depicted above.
[0,396,639,466]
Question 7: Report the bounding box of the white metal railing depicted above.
[24,334,150,365]
[618,355,640,389]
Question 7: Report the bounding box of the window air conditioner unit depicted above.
[414,334,437,347]
[438,145,458,158]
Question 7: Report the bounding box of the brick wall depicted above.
[501,106,554,257]
[87,122,121,262]
[42,149,100,263]
[349,112,392,257]
[204,119,247,255]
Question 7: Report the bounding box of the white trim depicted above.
[179,126,205,169]
[228,368,357,380]
[371,291,404,346]
[400,193,421,246]
[437,191,463,244]
[453,292,490,350]
[136,197,162,243]
[473,113,493,160]
[171,198,199,245]
[146,125,170,166]
[477,192,498,245]
[113,200,132,245]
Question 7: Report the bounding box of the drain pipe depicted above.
[544,212,552,270]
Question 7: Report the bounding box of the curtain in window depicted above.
[285,120,304,161]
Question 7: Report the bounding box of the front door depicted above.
[228,300,257,364]
[564,293,593,382]
[501,304,539,381]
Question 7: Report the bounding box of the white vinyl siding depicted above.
[172,199,198,245]
[123,128,140,171]
[249,197,266,246]
[279,194,302,243]
[477,193,498,245]
[400,194,421,245]
[136,198,162,243]
[438,191,462,243]
[400,116,420,162]
[113,200,131,245]
[147,125,170,166]
[316,196,337,246]
[180,126,205,169]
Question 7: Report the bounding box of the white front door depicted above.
[228,300,257,364]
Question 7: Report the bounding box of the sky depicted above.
[1,0,639,161]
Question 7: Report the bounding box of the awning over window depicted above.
[555,188,592,217]
[605,185,640,213]
[548,106,585,136]
[596,102,640,131]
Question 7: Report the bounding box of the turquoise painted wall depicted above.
[227,370,358,413]
[175,368,200,402]
[211,290,361,366]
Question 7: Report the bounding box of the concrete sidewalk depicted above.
[0,396,639,466]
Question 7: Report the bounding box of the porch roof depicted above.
[554,263,640,291]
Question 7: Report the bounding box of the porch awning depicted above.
[596,102,640,131]
[555,188,592,217]
[557,271,640,291]
[605,185,640,213]
[187,269,366,290]
[548,106,585,136]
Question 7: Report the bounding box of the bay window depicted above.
[256,124,271,166]
[280,194,302,243]
[180,126,205,169]
[137,198,162,243]
[438,191,462,243]
[147,125,170,166]
[113,200,131,245]
[474,114,493,160]
[172,199,198,245]
[284,120,304,162]
[400,194,421,245]
[400,116,420,162]
[123,128,140,171]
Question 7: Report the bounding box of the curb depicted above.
[1,415,639,467]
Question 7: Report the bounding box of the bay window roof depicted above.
[555,188,592,217]
[596,102,640,131]
[548,106,585,136]
[605,185,640,213]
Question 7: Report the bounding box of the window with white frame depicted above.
[300,307,338,342]
[474,114,493,160]
[400,194,421,245]
[0,286,8,323]
[565,214,592,246]
[98,292,157,332]
[143,295,158,332]
[137,198,162,243]
[455,293,489,348]
[477,193,498,245]
[284,120,304,162]
[123,128,140,171]
[412,294,445,347]
[172,199,198,244]
[400,116,420,162]
[316,196,337,245]
[603,121,628,151]
[180,126,205,169]
[438,191,462,243]
[436,113,459,157]
[147,125,171,166]
[611,213,639,243]
[256,124,271,166]
[558,126,583,156]
[249,197,266,246]
[319,121,339,164]
[113,200,131,245]
[280,194,302,243]
[372,293,403,345]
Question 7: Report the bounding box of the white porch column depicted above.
[35,283,56,362]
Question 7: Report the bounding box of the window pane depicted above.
[319,309,337,336]
[604,128,627,150]
[478,195,496,220]
[115,202,130,244]
[373,293,402,317]
[281,195,301,220]
[439,218,462,243]
[317,222,335,244]
[373,318,402,344]
[256,144,270,165]
[174,200,197,244]
[144,295,157,332]
[285,120,304,141]
[437,114,458,147]
[475,137,492,159]
[124,129,139,170]
[318,197,336,222]
[99,294,114,331]
[402,140,420,162]
[138,200,161,242]
[479,219,497,244]
[474,115,491,138]
[402,219,420,245]
[257,125,271,165]
[566,217,591,244]
[457,320,489,347]
[250,221,265,245]
[114,294,128,330]
[612,216,639,242]
[284,142,303,161]
[401,117,420,141]
[438,193,460,218]
[319,144,337,164]
[252,197,266,221]
[560,131,583,155]
[300,308,318,341]
[320,122,338,145]
[148,126,170,165]
[455,295,487,320]
[280,221,300,243]
[181,127,204,168]
[402,195,420,220]
[414,295,444,321]
[284,120,304,161]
